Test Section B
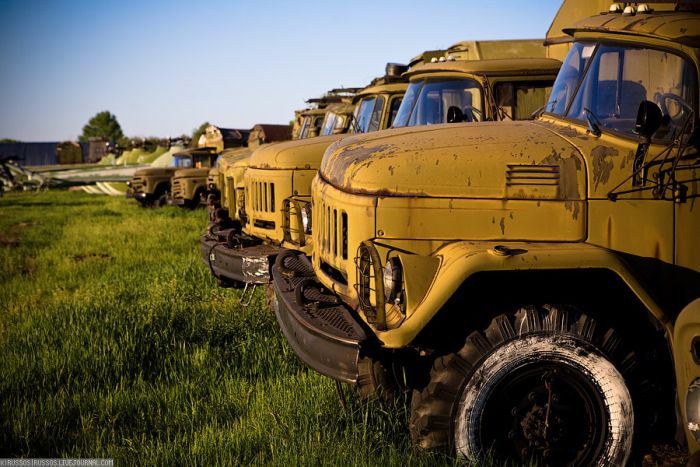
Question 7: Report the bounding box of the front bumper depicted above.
[272,249,369,384]
[200,231,279,285]
[126,190,147,200]
[168,197,187,206]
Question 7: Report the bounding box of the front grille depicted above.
[171,179,183,198]
[250,180,275,213]
[130,177,145,192]
[317,200,348,261]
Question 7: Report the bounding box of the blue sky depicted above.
[0,0,562,141]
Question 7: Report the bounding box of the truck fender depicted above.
[378,241,669,348]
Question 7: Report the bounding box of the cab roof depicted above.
[404,58,562,79]
[563,10,700,47]
[353,82,407,101]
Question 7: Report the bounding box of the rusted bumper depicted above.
[200,232,279,284]
[272,249,368,384]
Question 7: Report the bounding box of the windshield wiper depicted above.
[529,104,545,119]
[583,107,602,137]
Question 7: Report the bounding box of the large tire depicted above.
[410,305,635,466]
[356,356,400,403]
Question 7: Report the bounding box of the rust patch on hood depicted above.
[540,147,583,219]
[591,145,619,190]
[327,143,398,188]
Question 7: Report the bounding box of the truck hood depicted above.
[249,134,345,170]
[219,148,252,171]
[320,121,584,199]
[133,167,177,177]
[173,168,210,178]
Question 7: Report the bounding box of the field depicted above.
[0,190,461,466]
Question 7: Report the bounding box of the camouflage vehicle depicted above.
[200,70,399,298]
[272,5,700,466]
[126,147,215,207]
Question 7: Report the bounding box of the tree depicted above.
[190,121,210,148]
[79,111,126,144]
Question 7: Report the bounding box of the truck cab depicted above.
[167,149,219,208]
[205,124,292,225]
[272,5,700,466]
[126,146,214,207]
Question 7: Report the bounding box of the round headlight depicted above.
[383,257,402,303]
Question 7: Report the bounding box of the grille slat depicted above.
[248,179,276,214]
[316,200,348,262]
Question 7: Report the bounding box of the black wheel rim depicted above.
[477,358,609,466]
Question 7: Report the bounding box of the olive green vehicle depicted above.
[167,150,221,208]
[272,5,700,466]
[200,69,400,297]
[169,126,257,208]
[126,147,216,207]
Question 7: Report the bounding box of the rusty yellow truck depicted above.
[272,5,700,466]
[199,67,403,299]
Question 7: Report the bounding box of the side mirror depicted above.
[634,100,662,138]
[447,106,464,123]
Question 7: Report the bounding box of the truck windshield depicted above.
[321,112,349,136]
[172,156,192,168]
[393,78,483,127]
[299,115,323,139]
[546,42,697,141]
[353,95,386,133]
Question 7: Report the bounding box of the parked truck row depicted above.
[130,2,700,465]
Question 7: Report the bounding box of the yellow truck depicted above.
[205,124,292,223]
[205,49,560,300]
[200,68,401,298]
[272,5,700,466]
[205,94,358,233]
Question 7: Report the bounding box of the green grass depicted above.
[0,190,466,466]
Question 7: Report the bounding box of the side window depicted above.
[354,97,376,133]
[387,96,403,128]
[368,96,385,132]
[310,116,323,137]
[494,81,554,120]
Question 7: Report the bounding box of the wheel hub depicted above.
[481,362,607,465]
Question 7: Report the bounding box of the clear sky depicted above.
[0,0,562,142]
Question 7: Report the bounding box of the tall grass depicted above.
[0,191,467,465]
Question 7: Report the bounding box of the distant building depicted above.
[81,138,109,162]
[0,142,58,166]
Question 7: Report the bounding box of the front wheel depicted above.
[410,305,635,466]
